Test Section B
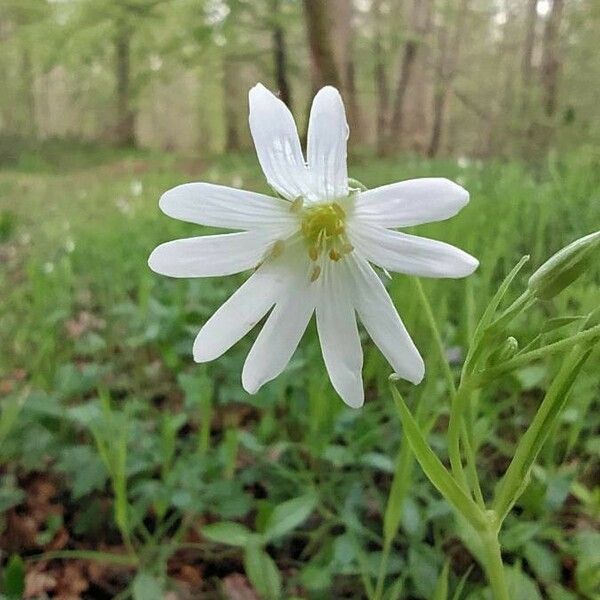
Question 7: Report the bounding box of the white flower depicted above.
[149,84,478,408]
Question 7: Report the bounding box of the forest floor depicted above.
[0,145,599,599]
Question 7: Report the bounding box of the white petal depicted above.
[193,259,292,362]
[148,230,281,278]
[160,183,297,230]
[248,83,311,201]
[315,261,364,408]
[348,255,424,384]
[353,178,469,228]
[349,223,479,278]
[242,265,316,394]
[307,86,349,201]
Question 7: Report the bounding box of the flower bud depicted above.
[528,231,600,300]
[488,336,519,365]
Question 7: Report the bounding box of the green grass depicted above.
[0,146,599,598]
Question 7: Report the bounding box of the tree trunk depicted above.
[372,0,389,156]
[405,0,433,153]
[114,23,135,148]
[427,0,469,158]
[271,0,292,110]
[540,0,564,118]
[387,40,417,151]
[385,0,428,154]
[21,45,37,138]
[302,0,341,89]
[329,0,362,140]
[522,0,538,96]
[223,54,241,152]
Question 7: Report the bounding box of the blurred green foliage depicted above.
[0,146,599,598]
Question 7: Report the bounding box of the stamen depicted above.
[310,265,321,282]
[332,203,345,219]
[270,239,285,258]
[290,197,304,213]
[298,200,355,263]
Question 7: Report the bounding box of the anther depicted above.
[310,265,321,282]
[290,197,304,212]
[270,239,285,258]
[332,203,345,218]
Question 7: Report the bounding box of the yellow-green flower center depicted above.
[295,199,354,267]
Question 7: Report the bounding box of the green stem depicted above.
[392,387,487,531]
[474,323,600,385]
[446,383,471,493]
[413,279,473,494]
[480,527,510,600]
[461,421,486,509]
[373,541,391,600]
[492,344,592,521]
[413,278,456,396]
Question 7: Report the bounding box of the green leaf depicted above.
[451,566,473,600]
[432,560,450,600]
[3,554,25,599]
[383,437,415,545]
[0,392,26,446]
[408,545,441,599]
[244,541,282,600]
[523,541,561,582]
[468,256,530,354]
[493,345,592,522]
[263,493,317,541]
[541,316,585,333]
[391,386,487,531]
[506,563,543,600]
[202,521,252,547]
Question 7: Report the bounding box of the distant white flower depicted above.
[149,84,478,408]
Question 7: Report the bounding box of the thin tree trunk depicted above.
[405,0,433,153]
[427,0,469,158]
[114,23,135,147]
[271,0,292,109]
[302,0,341,89]
[522,0,538,98]
[372,0,389,156]
[223,54,241,152]
[540,0,564,118]
[385,0,428,154]
[21,45,37,138]
[387,40,417,150]
[329,0,362,140]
